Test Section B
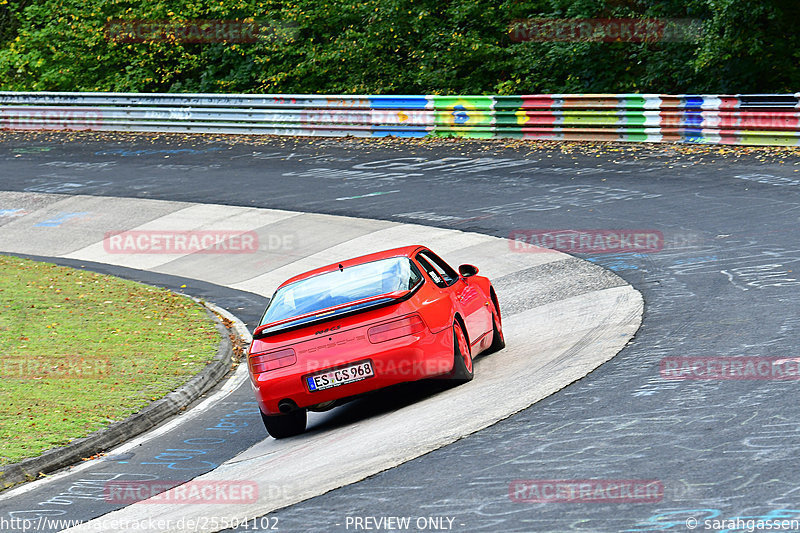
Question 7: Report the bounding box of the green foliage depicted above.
[691,0,800,92]
[0,0,31,46]
[0,0,797,94]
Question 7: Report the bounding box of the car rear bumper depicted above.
[250,326,453,415]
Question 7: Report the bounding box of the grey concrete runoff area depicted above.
[0,191,640,532]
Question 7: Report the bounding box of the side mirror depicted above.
[458,264,479,278]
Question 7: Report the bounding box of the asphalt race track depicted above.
[1,133,800,533]
[0,189,641,533]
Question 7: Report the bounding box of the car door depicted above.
[415,250,488,353]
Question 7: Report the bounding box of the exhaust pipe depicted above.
[278,399,298,413]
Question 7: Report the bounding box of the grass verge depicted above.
[0,255,220,465]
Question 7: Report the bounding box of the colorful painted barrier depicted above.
[1,92,799,146]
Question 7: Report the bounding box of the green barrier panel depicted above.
[493,96,524,110]
[738,131,800,146]
[433,124,495,139]
[560,112,622,126]
[433,96,494,130]
[620,128,651,142]
[494,111,533,126]
[432,96,494,110]
[618,95,667,109]
[432,96,495,129]
[620,112,650,126]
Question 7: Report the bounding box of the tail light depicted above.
[368,315,426,344]
[250,348,296,374]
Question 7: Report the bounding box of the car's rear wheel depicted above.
[485,311,505,354]
[448,321,474,383]
[260,408,307,439]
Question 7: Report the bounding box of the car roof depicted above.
[278,245,428,288]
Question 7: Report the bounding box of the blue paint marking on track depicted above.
[34,212,89,227]
[0,208,27,218]
[585,255,641,271]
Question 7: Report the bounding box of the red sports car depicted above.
[247,245,504,438]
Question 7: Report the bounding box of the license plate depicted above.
[306,360,374,392]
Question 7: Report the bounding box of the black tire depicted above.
[485,312,506,354]
[448,322,474,383]
[260,408,307,439]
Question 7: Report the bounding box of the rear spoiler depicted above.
[252,286,419,340]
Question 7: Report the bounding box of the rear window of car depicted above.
[259,256,422,326]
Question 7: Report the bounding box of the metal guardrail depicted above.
[1,92,799,146]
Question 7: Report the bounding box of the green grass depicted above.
[0,255,221,465]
